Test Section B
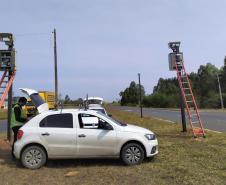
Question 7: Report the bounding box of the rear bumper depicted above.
[13,141,23,159]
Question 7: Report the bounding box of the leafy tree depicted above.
[119,81,145,106]
[64,94,71,104]
[153,77,179,95]
[119,63,225,108]
[196,63,219,107]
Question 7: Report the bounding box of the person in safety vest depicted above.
[11,97,28,158]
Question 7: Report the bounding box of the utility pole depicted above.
[0,33,15,141]
[53,29,58,109]
[176,47,187,132]
[138,73,143,118]
[217,73,224,109]
[168,42,187,132]
[7,71,13,140]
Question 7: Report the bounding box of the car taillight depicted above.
[17,130,24,140]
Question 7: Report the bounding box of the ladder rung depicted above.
[183,88,190,90]
[189,112,197,114]
[186,101,193,103]
[185,94,192,96]
[193,128,204,135]
[189,110,197,113]
[182,81,189,84]
[191,121,199,123]
[190,114,198,117]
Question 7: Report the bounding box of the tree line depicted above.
[120,63,226,108]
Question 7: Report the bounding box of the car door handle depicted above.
[78,134,86,138]
[41,132,50,136]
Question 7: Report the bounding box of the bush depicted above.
[143,93,180,108]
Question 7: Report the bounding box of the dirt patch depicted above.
[0,138,10,150]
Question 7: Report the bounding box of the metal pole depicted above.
[7,71,12,141]
[179,71,187,132]
[217,73,224,109]
[175,46,187,132]
[53,29,58,109]
[138,73,143,118]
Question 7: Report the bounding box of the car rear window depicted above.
[40,113,73,128]
[30,93,45,107]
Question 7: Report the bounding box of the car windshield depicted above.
[91,109,106,114]
[97,112,127,126]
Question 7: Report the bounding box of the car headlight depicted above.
[145,134,156,140]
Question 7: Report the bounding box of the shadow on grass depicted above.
[46,158,123,168]
[1,146,155,169]
[0,145,124,169]
[46,156,156,168]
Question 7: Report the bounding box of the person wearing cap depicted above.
[11,97,28,158]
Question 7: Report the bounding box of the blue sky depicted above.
[1,0,226,101]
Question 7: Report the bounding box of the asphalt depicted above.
[111,106,226,132]
[0,119,7,133]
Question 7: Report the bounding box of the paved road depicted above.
[111,106,226,132]
[0,120,7,133]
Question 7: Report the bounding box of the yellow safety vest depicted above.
[10,104,27,128]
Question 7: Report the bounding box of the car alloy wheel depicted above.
[21,145,46,169]
[121,143,144,165]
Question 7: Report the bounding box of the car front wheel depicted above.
[21,145,47,169]
[121,143,144,165]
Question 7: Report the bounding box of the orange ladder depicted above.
[175,60,205,138]
[0,70,16,108]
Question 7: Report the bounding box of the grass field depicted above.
[0,107,226,185]
[0,109,7,120]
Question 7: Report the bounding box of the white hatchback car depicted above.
[88,104,108,115]
[14,88,158,169]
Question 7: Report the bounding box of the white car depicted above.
[83,97,103,105]
[88,104,108,115]
[14,88,158,169]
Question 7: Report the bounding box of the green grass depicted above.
[0,107,226,185]
[0,109,7,120]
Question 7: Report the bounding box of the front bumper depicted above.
[146,139,158,157]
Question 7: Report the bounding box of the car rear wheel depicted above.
[21,145,47,169]
[121,143,144,165]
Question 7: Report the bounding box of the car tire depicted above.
[121,143,144,165]
[21,145,47,169]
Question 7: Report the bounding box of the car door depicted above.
[38,113,77,157]
[76,113,117,157]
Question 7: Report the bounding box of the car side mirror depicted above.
[108,114,112,117]
[104,123,113,130]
